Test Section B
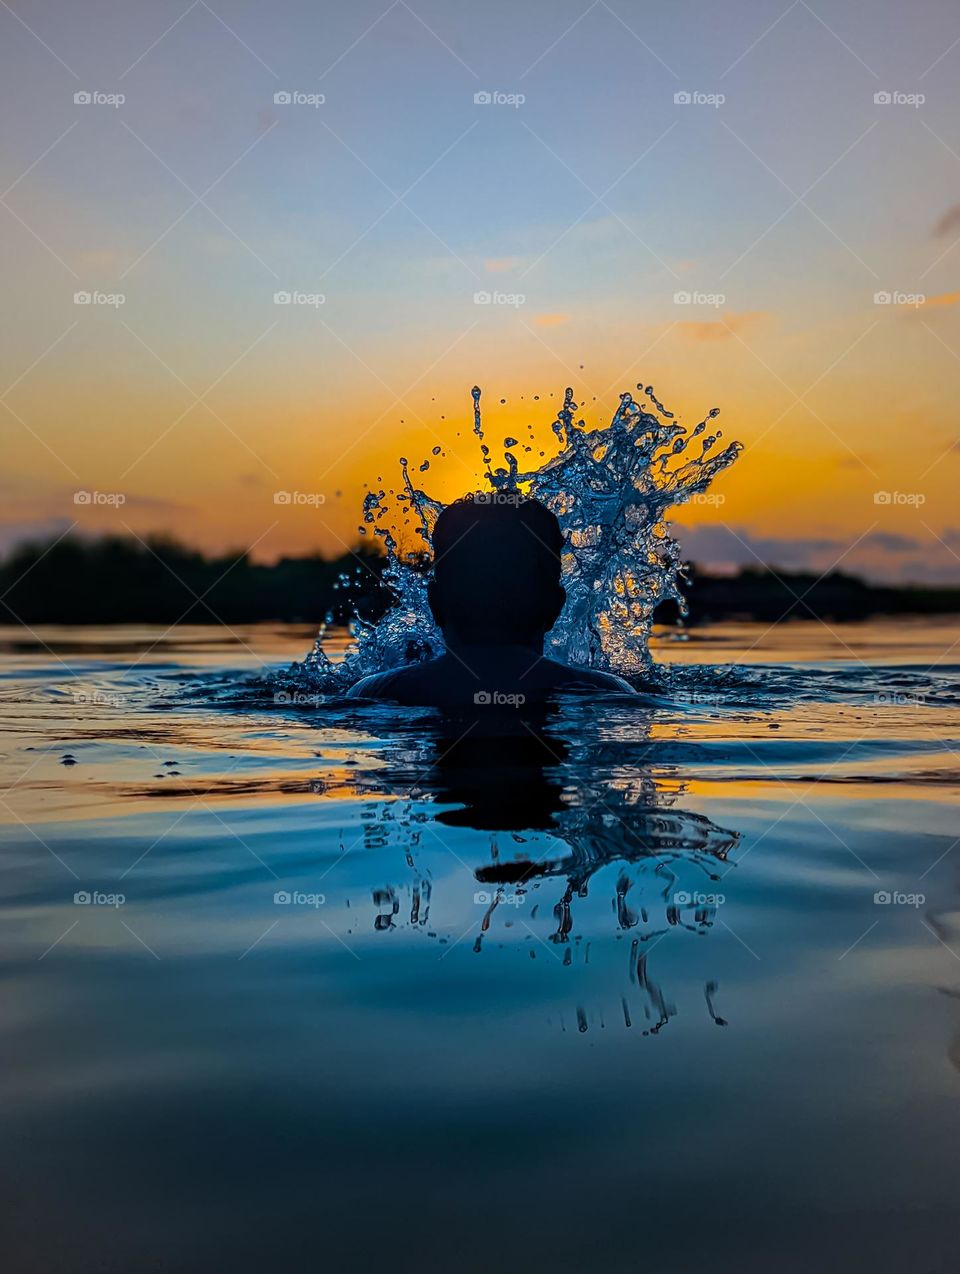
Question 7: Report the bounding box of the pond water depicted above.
[2,619,959,1272]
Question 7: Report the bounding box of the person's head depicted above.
[427,495,566,648]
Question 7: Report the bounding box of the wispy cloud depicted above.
[920,290,960,309]
[676,312,769,343]
[675,524,960,584]
[897,290,960,319]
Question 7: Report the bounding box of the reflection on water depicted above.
[2,622,960,1272]
[341,708,742,1030]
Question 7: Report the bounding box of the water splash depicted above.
[288,384,741,690]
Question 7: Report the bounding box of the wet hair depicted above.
[428,495,565,644]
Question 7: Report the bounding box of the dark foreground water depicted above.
[2,620,960,1273]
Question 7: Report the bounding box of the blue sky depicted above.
[2,0,960,580]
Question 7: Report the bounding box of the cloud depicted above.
[0,481,192,532]
[933,204,960,237]
[0,493,195,560]
[484,257,522,273]
[896,290,960,321]
[919,290,960,309]
[676,525,846,567]
[670,524,960,583]
[533,313,570,327]
[672,523,960,583]
[0,477,191,522]
[868,532,918,552]
[675,312,769,342]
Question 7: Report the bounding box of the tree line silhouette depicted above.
[0,534,388,625]
[0,533,957,625]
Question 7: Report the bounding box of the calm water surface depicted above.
[2,620,959,1273]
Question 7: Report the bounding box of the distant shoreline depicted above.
[657,565,960,624]
[1,534,957,625]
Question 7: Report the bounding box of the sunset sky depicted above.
[2,0,960,581]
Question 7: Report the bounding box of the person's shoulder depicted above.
[345,668,404,700]
[542,660,636,695]
[345,660,437,701]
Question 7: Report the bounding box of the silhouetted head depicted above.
[428,495,566,648]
